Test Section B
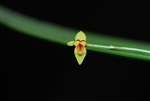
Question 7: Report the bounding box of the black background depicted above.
[1,1,150,100]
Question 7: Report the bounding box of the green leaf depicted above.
[0,5,150,61]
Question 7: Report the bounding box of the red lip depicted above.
[77,43,83,54]
[75,39,86,55]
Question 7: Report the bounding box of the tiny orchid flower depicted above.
[67,31,87,65]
